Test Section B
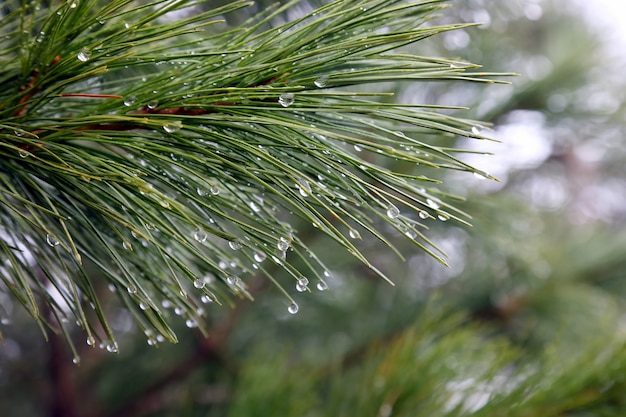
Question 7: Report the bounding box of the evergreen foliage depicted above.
[0,0,511,355]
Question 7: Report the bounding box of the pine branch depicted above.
[0,0,513,357]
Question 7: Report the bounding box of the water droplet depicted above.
[72,356,80,365]
[277,237,290,251]
[86,336,95,346]
[123,95,136,107]
[163,121,182,133]
[471,124,484,135]
[386,204,400,219]
[296,283,307,292]
[298,277,309,287]
[405,228,417,239]
[353,144,363,152]
[174,306,184,315]
[348,228,361,239]
[249,201,261,212]
[314,75,329,88]
[194,229,207,242]
[122,240,132,250]
[193,278,205,289]
[473,172,487,180]
[139,302,148,310]
[106,341,118,353]
[147,100,158,110]
[438,214,449,221]
[127,285,137,294]
[46,234,59,247]
[226,275,237,285]
[209,185,219,195]
[185,319,198,328]
[426,198,440,209]
[418,210,429,219]
[18,149,29,158]
[296,178,312,197]
[147,338,157,346]
[159,199,170,208]
[278,92,294,107]
[254,251,267,263]
[228,239,242,250]
[316,281,328,291]
[197,187,207,196]
[77,49,91,62]
[70,1,77,9]
[287,301,299,314]
[200,294,213,303]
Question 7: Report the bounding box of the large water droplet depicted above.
[226,275,237,285]
[46,234,59,247]
[471,124,484,135]
[194,229,207,242]
[254,251,267,263]
[386,204,400,219]
[296,283,307,292]
[127,285,137,294]
[277,237,290,251]
[86,336,95,346]
[77,49,91,62]
[18,149,29,158]
[200,294,213,304]
[72,356,80,365]
[185,319,198,328]
[122,240,132,251]
[278,92,294,107]
[209,185,219,195]
[348,228,361,239]
[316,281,328,291]
[287,301,299,314]
[314,75,329,88]
[163,121,182,133]
[418,210,429,219]
[249,201,261,212]
[438,214,449,221]
[193,278,205,289]
[197,187,207,196]
[123,95,136,107]
[106,341,118,353]
[147,100,158,110]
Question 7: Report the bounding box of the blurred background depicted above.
[2,0,626,416]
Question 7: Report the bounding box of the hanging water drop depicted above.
[348,228,361,239]
[197,187,207,196]
[77,49,91,62]
[185,319,198,328]
[386,204,400,219]
[314,75,329,88]
[254,251,267,263]
[226,275,237,285]
[106,341,118,353]
[127,285,137,294]
[438,214,449,221]
[418,210,429,219]
[316,281,328,291]
[296,178,312,197]
[72,356,80,365]
[426,198,440,209]
[193,228,207,242]
[209,185,220,195]
[277,237,290,251]
[163,121,182,133]
[278,92,294,107]
[471,124,484,135]
[473,172,487,180]
[46,233,59,247]
[200,294,213,304]
[147,100,158,109]
[86,336,95,346]
[287,301,299,314]
[174,306,184,315]
[296,282,307,292]
[229,239,242,250]
[193,278,205,289]
[123,95,136,107]
[353,144,363,152]
[122,240,132,251]
[18,149,29,158]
